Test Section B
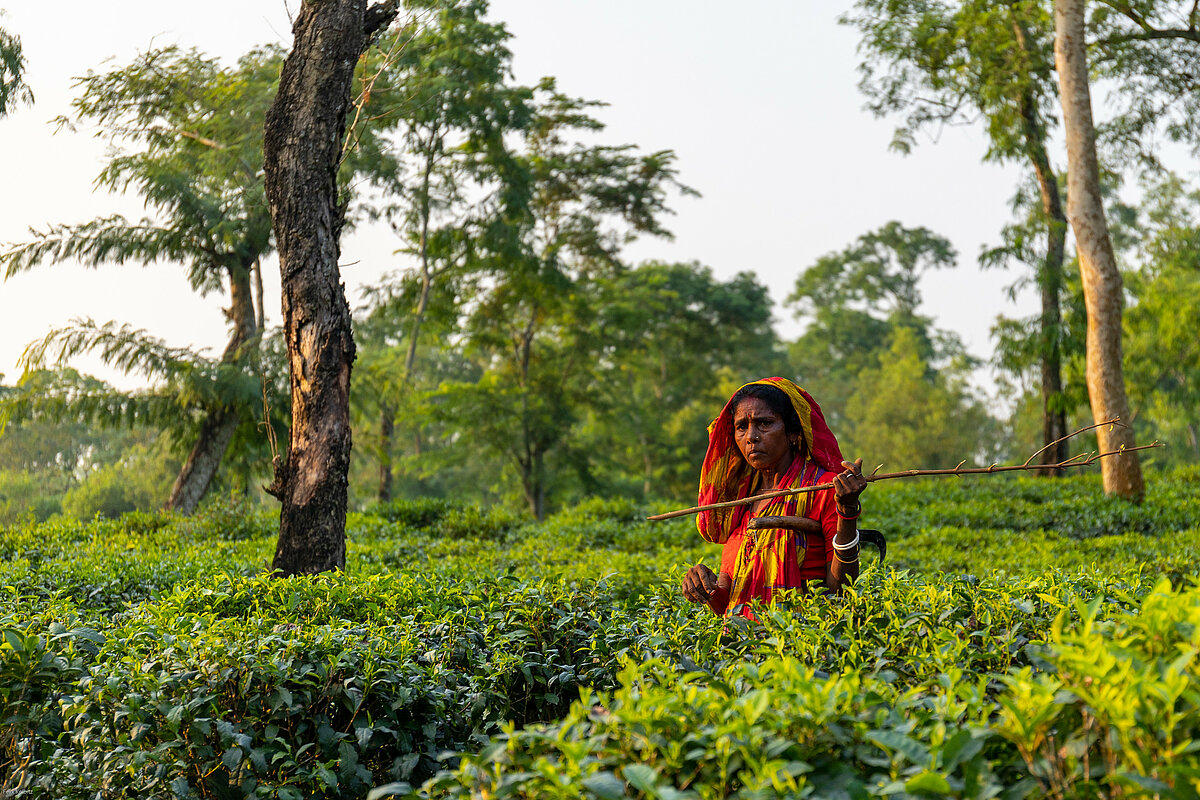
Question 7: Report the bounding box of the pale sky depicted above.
[0,1,1029,393]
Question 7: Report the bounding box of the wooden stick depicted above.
[646,419,1163,521]
[747,515,822,533]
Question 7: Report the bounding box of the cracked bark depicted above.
[264,0,399,575]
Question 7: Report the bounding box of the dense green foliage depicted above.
[6,2,1200,790]
[8,0,1200,521]
[2,472,1199,797]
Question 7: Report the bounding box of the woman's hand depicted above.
[826,458,866,595]
[681,563,719,603]
[682,564,731,614]
[833,457,867,511]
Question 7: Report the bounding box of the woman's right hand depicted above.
[681,563,718,603]
[682,565,730,615]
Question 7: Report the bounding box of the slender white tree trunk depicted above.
[1053,0,1144,500]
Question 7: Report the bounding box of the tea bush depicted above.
[1,470,1198,797]
[407,578,1200,800]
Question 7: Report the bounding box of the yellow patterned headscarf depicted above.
[696,377,843,544]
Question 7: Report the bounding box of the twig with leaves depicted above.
[647,419,1163,522]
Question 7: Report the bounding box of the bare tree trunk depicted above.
[520,449,544,521]
[167,411,241,513]
[253,256,266,332]
[1054,0,1145,500]
[378,402,394,502]
[403,147,436,380]
[640,429,653,498]
[166,263,258,513]
[1011,14,1069,475]
[264,0,399,575]
[1025,123,1070,475]
[535,450,545,520]
[375,146,434,504]
[516,311,544,519]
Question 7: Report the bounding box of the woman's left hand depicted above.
[833,458,866,510]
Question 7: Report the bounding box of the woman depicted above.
[680,377,866,618]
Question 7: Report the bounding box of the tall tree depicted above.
[587,262,780,500]
[263,0,399,576]
[845,0,1071,473]
[1054,0,1144,499]
[786,221,960,431]
[0,46,283,512]
[440,87,694,519]
[0,10,32,116]
[362,0,529,500]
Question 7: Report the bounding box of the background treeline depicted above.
[3,0,1199,523]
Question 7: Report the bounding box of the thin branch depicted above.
[1097,28,1200,45]
[647,420,1163,522]
[176,129,227,150]
[341,12,417,162]
[1021,418,1125,467]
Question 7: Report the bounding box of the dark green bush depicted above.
[411,578,1200,800]
[2,471,1199,797]
[366,497,458,529]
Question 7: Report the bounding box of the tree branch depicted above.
[1098,28,1200,44]
[1092,0,1200,43]
[363,0,401,38]
[646,419,1163,521]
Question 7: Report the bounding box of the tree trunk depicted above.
[253,256,266,332]
[1053,0,1145,500]
[1023,122,1069,475]
[378,401,394,502]
[402,146,436,380]
[516,311,543,519]
[263,0,399,575]
[1012,17,1070,476]
[167,410,241,513]
[522,449,544,521]
[640,429,653,499]
[375,146,435,504]
[166,262,258,513]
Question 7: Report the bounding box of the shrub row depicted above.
[414,578,1200,799]
[1,472,1197,797]
[2,560,1179,798]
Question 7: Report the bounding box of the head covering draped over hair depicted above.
[696,377,843,544]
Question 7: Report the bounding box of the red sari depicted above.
[717,459,839,619]
[695,378,845,619]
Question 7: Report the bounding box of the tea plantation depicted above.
[3,471,1200,798]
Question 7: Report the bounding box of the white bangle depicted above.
[832,532,860,551]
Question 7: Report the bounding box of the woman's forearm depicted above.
[824,508,860,592]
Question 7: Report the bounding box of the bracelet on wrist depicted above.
[834,549,859,565]
[836,503,861,520]
[832,531,860,551]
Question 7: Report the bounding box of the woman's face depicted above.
[732,396,794,473]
